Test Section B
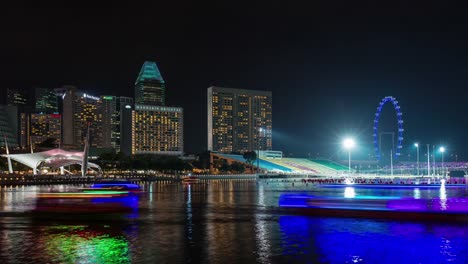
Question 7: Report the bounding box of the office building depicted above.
[62,87,103,148]
[134,61,166,106]
[6,88,28,108]
[20,113,61,147]
[101,96,133,154]
[101,96,118,149]
[35,87,58,113]
[207,86,272,153]
[0,105,19,147]
[132,105,183,155]
[119,97,134,155]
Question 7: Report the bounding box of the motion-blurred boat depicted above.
[82,181,141,193]
[182,175,200,184]
[33,188,138,215]
[279,194,468,221]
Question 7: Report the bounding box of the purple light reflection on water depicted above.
[279,216,468,264]
[386,198,468,212]
[280,193,468,213]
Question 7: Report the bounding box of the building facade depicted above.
[132,104,183,155]
[134,61,166,106]
[119,97,134,155]
[20,113,61,148]
[35,87,58,113]
[101,96,134,154]
[6,88,28,109]
[62,87,103,148]
[0,105,19,147]
[207,86,272,153]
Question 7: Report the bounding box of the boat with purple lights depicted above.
[85,180,141,193]
[279,194,468,221]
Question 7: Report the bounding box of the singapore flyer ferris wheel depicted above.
[373,96,404,161]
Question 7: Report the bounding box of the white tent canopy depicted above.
[1,148,101,175]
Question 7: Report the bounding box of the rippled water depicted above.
[0,180,467,263]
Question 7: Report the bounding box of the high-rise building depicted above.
[119,97,134,155]
[35,87,58,113]
[20,113,30,147]
[0,105,19,147]
[101,96,133,154]
[6,88,28,108]
[132,105,183,155]
[207,86,272,153]
[101,95,118,149]
[134,61,166,106]
[20,113,61,147]
[61,87,103,148]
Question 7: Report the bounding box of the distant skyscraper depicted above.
[132,105,183,155]
[61,87,103,148]
[20,113,61,147]
[207,86,272,153]
[119,97,134,155]
[35,88,58,113]
[0,105,19,147]
[7,88,28,110]
[134,61,166,106]
[101,96,134,154]
[101,96,118,149]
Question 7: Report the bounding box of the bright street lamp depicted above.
[343,138,355,175]
[257,128,264,175]
[414,143,419,175]
[439,146,445,176]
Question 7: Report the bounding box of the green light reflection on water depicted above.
[42,225,130,264]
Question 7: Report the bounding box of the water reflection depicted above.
[0,182,466,263]
[414,188,421,199]
[279,215,468,263]
[344,187,356,198]
[439,183,448,210]
[39,225,131,263]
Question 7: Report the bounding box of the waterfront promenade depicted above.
[0,173,467,186]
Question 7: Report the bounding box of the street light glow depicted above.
[343,138,355,149]
[414,143,419,148]
[439,146,445,153]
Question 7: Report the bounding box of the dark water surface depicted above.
[0,181,467,263]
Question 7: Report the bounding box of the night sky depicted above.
[2,2,468,160]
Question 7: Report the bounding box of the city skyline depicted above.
[3,4,468,158]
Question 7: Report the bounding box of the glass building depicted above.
[6,88,28,108]
[207,86,272,153]
[35,87,58,113]
[0,105,19,147]
[132,105,183,155]
[101,96,133,154]
[134,61,166,106]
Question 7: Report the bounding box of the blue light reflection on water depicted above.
[279,215,468,263]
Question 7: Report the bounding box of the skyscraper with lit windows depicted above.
[61,87,103,148]
[101,95,134,154]
[207,86,272,153]
[27,113,62,146]
[35,87,58,113]
[134,61,166,106]
[132,105,183,155]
